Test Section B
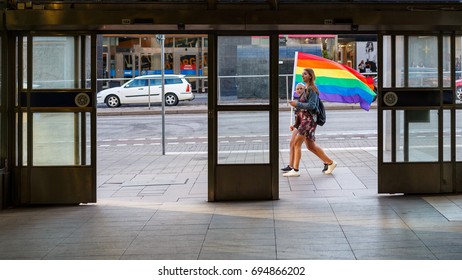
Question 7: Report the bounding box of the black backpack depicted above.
[316,96,326,126]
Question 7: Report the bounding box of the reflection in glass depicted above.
[443,36,451,88]
[382,35,392,88]
[395,36,404,87]
[383,110,439,162]
[86,112,91,165]
[383,110,392,162]
[408,36,437,87]
[33,112,88,166]
[443,110,451,161]
[21,36,28,94]
[218,111,269,164]
[217,36,269,105]
[85,36,92,89]
[19,112,27,165]
[33,37,76,89]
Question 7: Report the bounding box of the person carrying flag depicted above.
[283,68,337,177]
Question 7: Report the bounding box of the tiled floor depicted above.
[1,146,462,260]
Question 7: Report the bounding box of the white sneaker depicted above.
[324,161,337,174]
[283,169,300,177]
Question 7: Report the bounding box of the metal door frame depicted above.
[11,32,97,205]
[378,32,457,194]
[208,33,279,201]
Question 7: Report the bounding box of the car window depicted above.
[165,78,183,85]
[149,79,162,86]
[125,79,148,88]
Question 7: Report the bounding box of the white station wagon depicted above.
[97,74,195,107]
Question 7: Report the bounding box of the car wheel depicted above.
[165,93,179,106]
[106,95,120,108]
[457,87,462,100]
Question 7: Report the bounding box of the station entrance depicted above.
[3,30,462,207]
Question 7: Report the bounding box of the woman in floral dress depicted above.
[284,68,337,177]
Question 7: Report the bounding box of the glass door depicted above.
[379,33,454,193]
[14,34,96,204]
[208,34,279,201]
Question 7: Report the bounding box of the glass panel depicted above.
[86,112,91,165]
[443,109,451,161]
[21,36,27,91]
[32,36,76,89]
[408,36,438,87]
[396,36,404,87]
[397,109,438,162]
[175,37,200,48]
[217,111,269,164]
[383,110,439,162]
[21,36,28,93]
[382,110,393,162]
[443,36,451,88]
[85,36,92,89]
[20,112,27,166]
[33,112,85,166]
[382,35,392,88]
[218,36,269,105]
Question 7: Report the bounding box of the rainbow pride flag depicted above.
[292,51,376,111]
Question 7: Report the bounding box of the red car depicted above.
[457,79,462,100]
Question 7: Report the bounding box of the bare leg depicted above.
[292,134,305,170]
[288,129,298,167]
[304,137,333,164]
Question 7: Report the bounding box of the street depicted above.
[96,109,378,152]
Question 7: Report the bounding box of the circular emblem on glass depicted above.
[383,91,398,106]
[75,92,90,107]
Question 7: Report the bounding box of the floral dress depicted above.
[295,90,317,141]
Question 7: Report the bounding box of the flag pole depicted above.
[290,52,299,126]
